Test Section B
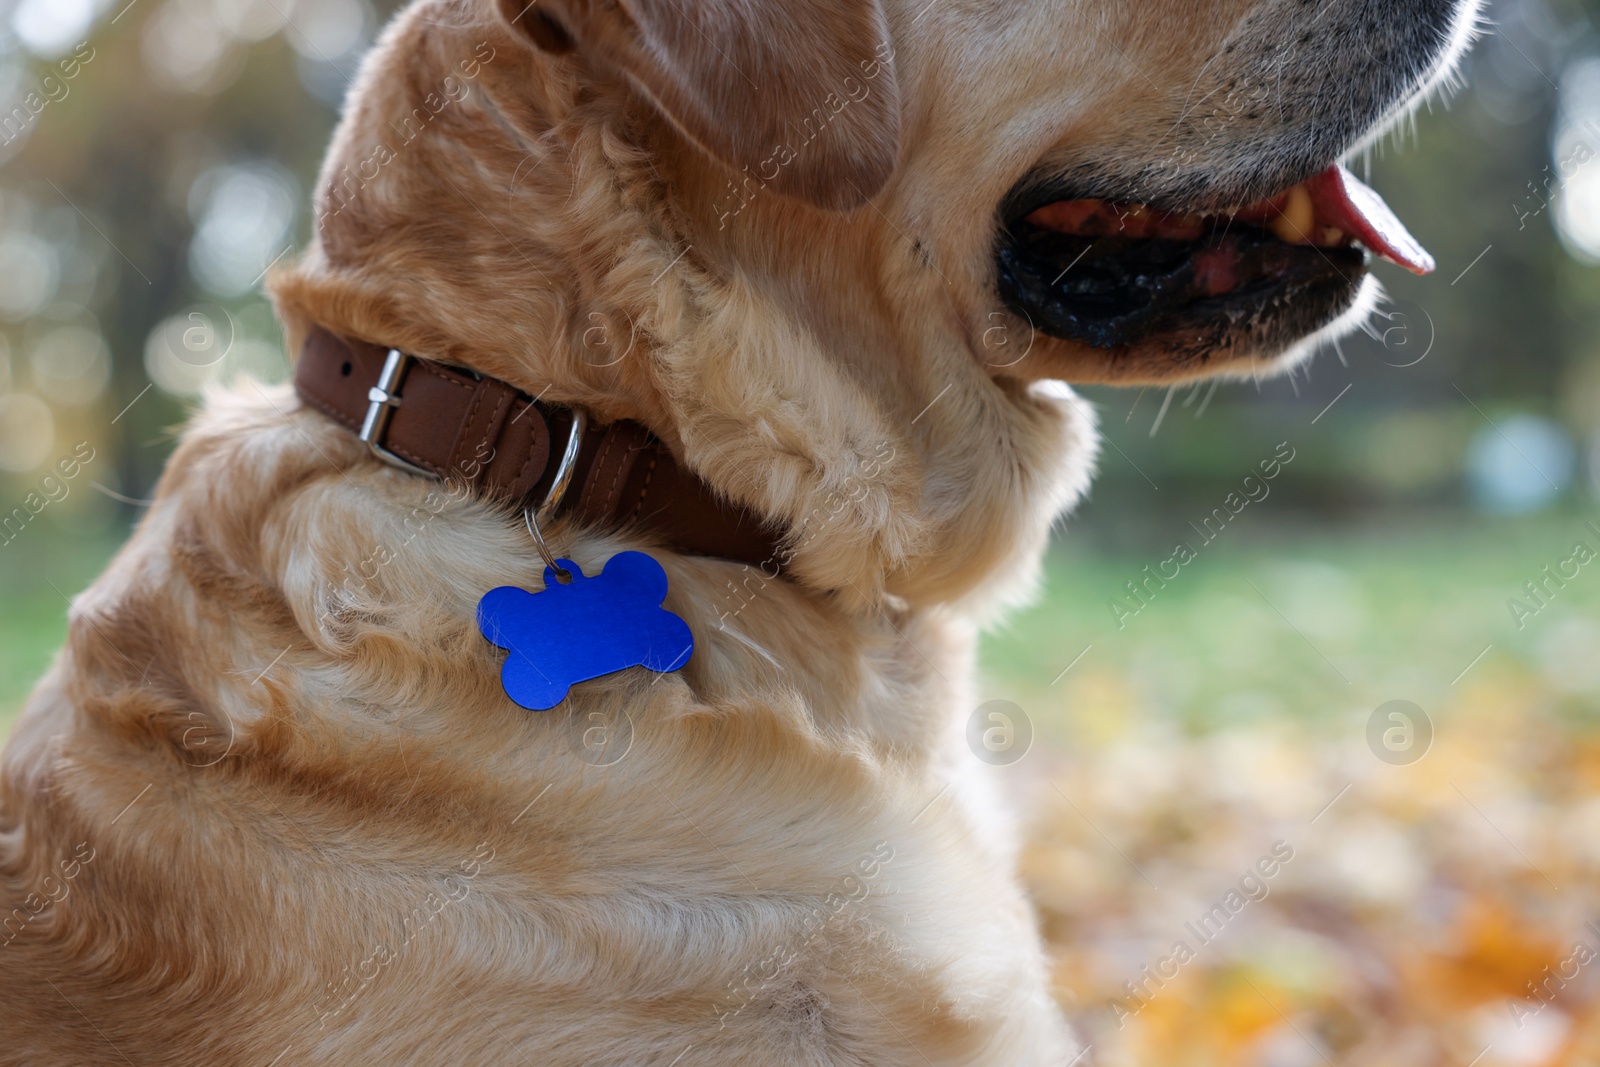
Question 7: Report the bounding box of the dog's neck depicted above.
[269,1,1093,619]
[292,325,796,573]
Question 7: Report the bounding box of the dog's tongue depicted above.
[1304,165,1434,275]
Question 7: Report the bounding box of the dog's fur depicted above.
[1,0,1477,1062]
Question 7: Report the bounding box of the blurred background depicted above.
[0,0,1597,1063]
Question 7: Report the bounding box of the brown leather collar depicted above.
[293,326,782,570]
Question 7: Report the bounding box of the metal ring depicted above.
[521,408,585,584]
[523,508,571,583]
[536,409,586,527]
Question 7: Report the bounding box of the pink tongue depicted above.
[1305,165,1434,275]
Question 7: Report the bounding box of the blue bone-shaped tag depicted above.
[477,552,694,711]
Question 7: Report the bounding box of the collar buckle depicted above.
[359,349,434,478]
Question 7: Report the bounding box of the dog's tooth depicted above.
[1269,184,1315,244]
[1269,214,1303,244]
[1320,226,1346,246]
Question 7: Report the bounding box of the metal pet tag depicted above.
[477,551,694,711]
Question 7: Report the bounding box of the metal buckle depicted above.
[359,349,433,478]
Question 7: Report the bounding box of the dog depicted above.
[1,0,1478,1062]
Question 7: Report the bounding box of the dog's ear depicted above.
[495,0,901,210]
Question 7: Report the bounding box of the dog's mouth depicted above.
[996,164,1433,351]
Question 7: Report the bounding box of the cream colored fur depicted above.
[0,0,1477,1062]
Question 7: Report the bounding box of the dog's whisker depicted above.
[1147,387,1176,438]
[1125,387,1148,423]
[89,481,155,508]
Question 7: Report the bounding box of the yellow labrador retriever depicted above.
[2,0,1477,1062]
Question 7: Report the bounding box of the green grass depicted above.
[984,511,1600,746]
[0,529,122,737]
